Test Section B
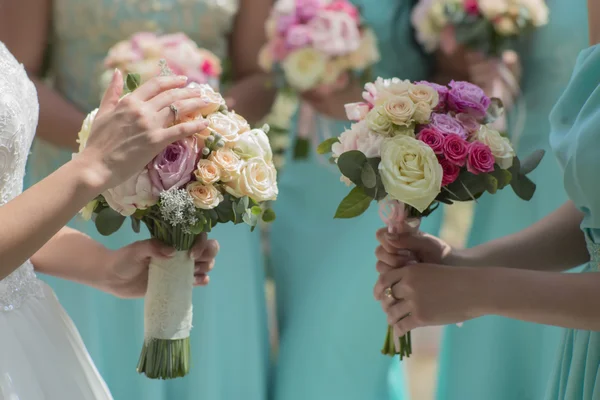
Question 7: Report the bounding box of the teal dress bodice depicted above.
[543,43,600,400]
[430,2,590,399]
[28,2,269,400]
[269,1,437,400]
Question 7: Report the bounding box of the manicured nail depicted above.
[397,249,411,257]
[177,75,188,81]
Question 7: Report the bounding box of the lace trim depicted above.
[0,261,45,312]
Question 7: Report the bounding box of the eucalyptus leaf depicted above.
[361,162,377,189]
[251,206,262,215]
[484,174,498,194]
[334,187,372,219]
[519,149,545,175]
[190,220,205,235]
[126,73,141,92]
[262,208,276,223]
[317,138,339,155]
[95,208,126,236]
[490,166,513,190]
[215,196,234,223]
[337,150,368,186]
[243,210,259,227]
[510,175,537,201]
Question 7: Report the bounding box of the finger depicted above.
[188,233,208,259]
[194,260,215,275]
[375,245,410,268]
[194,274,210,286]
[197,240,220,262]
[386,301,413,326]
[134,238,176,259]
[98,69,124,117]
[149,87,206,111]
[159,118,210,144]
[133,75,189,102]
[393,315,421,337]
[156,98,209,127]
[373,268,404,300]
[224,97,236,108]
[375,260,394,274]
[383,233,430,258]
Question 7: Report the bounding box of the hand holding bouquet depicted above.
[318,77,545,359]
[259,0,380,159]
[78,66,278,380]
[102,32,222,92]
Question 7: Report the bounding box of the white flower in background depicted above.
[308,10,361,56]
[258,45,274,72]
[264,92,299,129]
[411,0,447,52]
[494,16,518,35]
[478,0,509,19]
[379,135,443,213]
[347,28,381,70]
[76,108,98,152]
[473,125,515,169]
[282,48,327,91]
[226,158,278,202]
[521,0,549,26]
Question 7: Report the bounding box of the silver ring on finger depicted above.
[169,103,179,123]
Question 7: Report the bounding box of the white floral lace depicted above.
[0,42,44,311]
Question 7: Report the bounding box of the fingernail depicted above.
[177,75,188,81]
[397,249,411,257]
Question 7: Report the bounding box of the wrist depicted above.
[71,149,113,195]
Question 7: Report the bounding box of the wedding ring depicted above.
[384,286,396,300]
[169,104,179,122]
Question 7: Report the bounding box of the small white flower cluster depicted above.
[159,189,198,232]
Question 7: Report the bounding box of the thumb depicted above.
[384,233,436,262]
[98,69,123,116]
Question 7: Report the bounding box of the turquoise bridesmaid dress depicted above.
[26,1,269,399]
[269,2,441,399]
[545,42,600,400]
[433,2,589,399]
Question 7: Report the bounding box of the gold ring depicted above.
[169,104,179,122]
[384,286,396,300]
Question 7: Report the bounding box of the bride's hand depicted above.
[104,234,220,298]
[80,69,210,192]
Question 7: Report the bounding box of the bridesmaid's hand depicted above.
[373,263,481,335]
[465,50,521,108]
[104,234,220,298]
[300,78,364,120]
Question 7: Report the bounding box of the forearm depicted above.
[32,77,85,150]
[470,266,600,330]
[224,73,276,125]
[31,226,112,291]
[458,201,589,271]
[0,158,101,279]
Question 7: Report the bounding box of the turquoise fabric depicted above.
[432,2,590,399]
[269,1,439,399]
[544,42,600,400]
[26,1,269,399]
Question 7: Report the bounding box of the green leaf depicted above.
[361,162,377,189]
[215,195,234,223]
[131,217,141,233]
[363,157,387,201]
[489,166,513,190]
[242,209,259,227]
[484,174,498,194]
[190,220,205,235]
[334,186,372,219]
[262,208,276,223]
[443,171,487,201]
[126,73,141,92]
[251,206,262,215]
[519,149,545,175]
[293,138,310,159]
[317,137,339,155]
[510,175,537,201]
[337,150,368,186]
[95,208,126,236]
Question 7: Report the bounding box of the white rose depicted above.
[76,108,98,153]
[226,158,278,202]
[365,106,395,136]
[186,181,223,210]
[371,77,412,105]
[477,0,509,19]
[282,48,327,91]
[208,112,242,143]
[80,199,98,221]
[103,169,158,216]
[332,120,384,159]
[408,84,439,108]
[345,102,370,121]
[413,101,433,124]
[194,159,222,185]
[208,148,242,182]
[234,128,273,162]
[379,135,443,213]
[308,11,361,56]
[520,0,549,26]
[474,125,515,169]
[382,96,416,126]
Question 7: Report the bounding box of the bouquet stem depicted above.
[293,101,315,159]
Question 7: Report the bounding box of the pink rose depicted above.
[464,0,480,15]
[296,0,321,21]
[443,134,469,166]
[277,14,299,34]
[325,0,360,22]
[429,113,468,139]
[158,33,190,47]
[130,32,162,57]
[308,10,361,56]
[467,142,495,174]
[344,102,370,121]
[456,113,480,136]
[438,156,461,186]
[148,138,200,195]
[447,80,491,119]
[286,24,312,48]
[271,37,290,61]
[103,169,158,217]
[418,127,445,154]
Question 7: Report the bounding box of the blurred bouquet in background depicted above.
[259,0,380,160]
[78,67,277,380]
[318,77,545,359]
[101,32,222,93]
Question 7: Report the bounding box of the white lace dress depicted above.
[0,42,113,399]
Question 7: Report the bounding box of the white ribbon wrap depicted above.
[144,251,194,340]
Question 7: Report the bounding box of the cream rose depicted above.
[207,112,242,143]
[228,111,251,134]
[473,125,515,169]
[382,96,416,126]
[370,77,412,105]
[103,169,158,216]
[186,83,226,116]
[408,84,439,108]
[194,159,221,185]
[208,148,242,182]
[226,158,278,202]
[77,108,98,152]
[366,107,395,136]
[379,135,443,213]
[413,101,433,124]
[234,128,273,162]
[186,181,222,209]
[282,48,327,91]
[495,16,518,35]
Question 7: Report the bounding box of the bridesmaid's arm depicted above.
[223,0,277,125]
[0,0,84,151]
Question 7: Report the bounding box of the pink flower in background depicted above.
[429,113,468,138]
[438,156,461,185]
[271,37,290,61]
[325,0,360,22]
[418,127,445,154]
[148,138,200,195]
[447,80,491,119]
[286,24,312,48]
[345,102,370,121]
[277,14,299,34]
[308,10,361,56]
[415,81,448,111]
[296,0,321,21]
[467,141,495,174]
[464,0,480,16]
[456,113,480,136]
[443,134,469,166]
[159,33,190,47]
[103,169,158,216]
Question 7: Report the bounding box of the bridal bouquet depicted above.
[101,32,222,91]
[258,0,380,159]
[78,71,278,379]
[318,77,544,359]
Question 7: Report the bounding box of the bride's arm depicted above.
[0,0,90,151]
